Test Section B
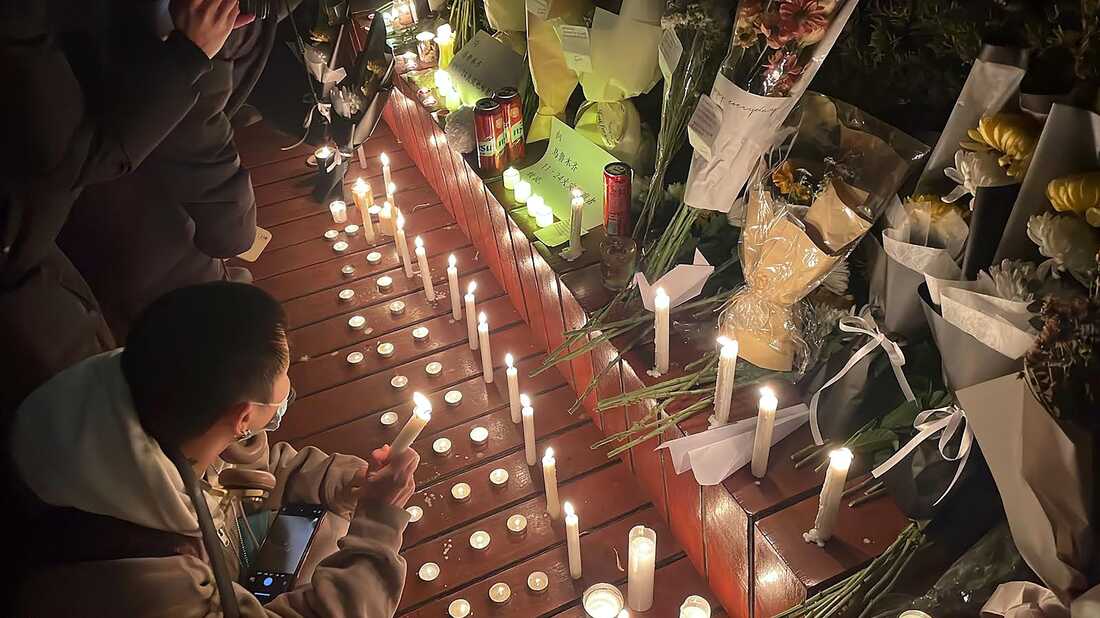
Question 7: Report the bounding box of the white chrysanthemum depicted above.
[821,259,849,295]
[1027,213,1100,287]
[985,259,1038,302]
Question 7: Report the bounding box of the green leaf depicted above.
[848,427,900,454]
[880,400,921,430]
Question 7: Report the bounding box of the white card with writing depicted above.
[560,25,593,74]
[658,28,682,81]
[237,227,272,262]
[687,94,722,160]
[521,118,617,231]
[448,31,525,106]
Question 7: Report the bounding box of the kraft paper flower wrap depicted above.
[720,94,928,371]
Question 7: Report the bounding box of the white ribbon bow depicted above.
[808,307,916,445]
[871,404,973,506]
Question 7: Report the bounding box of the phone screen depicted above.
[252,512,321,574]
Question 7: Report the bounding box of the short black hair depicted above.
[122,282,289,448]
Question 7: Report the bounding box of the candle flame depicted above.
[829,447,853,471]
[436,24,452,38]
[414,236,424,248]
[449,254,457,268]
[617,611,630,618]
[353,177,368,194]
[379,152,389,166]
[396,212,405,229]
[563,501,574,518]
[413,392,432,415]
[505,352,514,368]
[315,145,333,158]
[543,447,554,462]
[520,393,531,408]
[655,287,669,300]
[478,312,487,325]
[467,281,477,294]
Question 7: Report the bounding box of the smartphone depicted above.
[244,504,326,601]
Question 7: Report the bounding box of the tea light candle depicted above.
[380,152,393,189]
[751,386,778,478]
[376,275,393,292]
[521,394,536,466]
[469,530,491,550]
[530,195,554,228]
[527,571,549,594]
[464,282,478,350]
[432,437,452,455]
[679,596,711,618]
[314,145,335,176]
[897,612,933,618]
[505,353,521,423]
[542,447,560,519]
[514,180,531,204]
[338,288,355,302]
[447,599,470,618]
[436,25,454,68]
[477,312,493,383]
[713,337,738,425]
[395,211,414,278]
[406,504,423,522]
[627,525,656,611]
[805,448,853,546]
[367,251,382,264]
[469,425,489,447]
[341,264,355,276]
[446,254,461,320]
[565,501,582,579]
[653,288,670,375]
[582,584,623,618]
[502,167,520,190]
[380,411,399,426]
[388,300,406,315]
[329,200,348,224]
[568,192,585,256]
[489,467,509,486]
[444,390,463,406]
[390,375,409,390]
[412,326,430,341]
[391,393,431,454]
[324,229,339,240]
[488,583,511,605]
[506,513,527,534]
[348,315,366,329]
[346,351,364,365]
[451,482,471,502]
[379,201,393,237]
[344,224,359,236]
[332,240,349,253]
[377,342,395,357]
[414,236,435,301]
[417,562,440,582]
[425,361,443,376]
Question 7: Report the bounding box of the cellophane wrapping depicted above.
[720,93,928,371]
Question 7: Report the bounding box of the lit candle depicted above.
[653,288,670,375]
[564,501,582,579]
[380,152,393,189]
[380,201,394,237]
[315,145,335,175]
[395,210,414,278]
[521,394,536,466]
[391,393,431,454]
[542,447,560,519]
[502,167,520,190]
[414,236,435,301]
[679,596,711,618]
[514,180,531,204]
[529,194,554,228]
[436,24,454,68]
[478,312,493,383]
[387,181,397,209]
[627,525,656,611]
[568,192,584,256]
[352,179,377,242]
[505,353,521,423]
[465,282,478,350]
[447,254,461,320]
[329,199,348,224]
[582,584,623,618]
[804,448,853,547]
[713,337,738,426]
[751,386,778,478]
[435,69,453,93]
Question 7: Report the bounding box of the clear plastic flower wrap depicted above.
[720,93,928,371]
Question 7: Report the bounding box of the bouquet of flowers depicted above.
[681,0,859,215]
[720,93,928,371]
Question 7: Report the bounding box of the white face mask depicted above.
[240,387,294,441]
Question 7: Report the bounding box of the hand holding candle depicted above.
[542,447,560,519]
[521,394,536,466]
[627,525,656,611]
[395,210,414,278]
[505,353,521,423]
[653,288,670,375]
[713,337,738,426]
[804,447,853,547]
[751,386,778,478]
[464,282,478,350]
[564,501,582,579]
[447,254,461,320]
[414,236,435,301]
[477,312,493,383]
[391,393,431,454]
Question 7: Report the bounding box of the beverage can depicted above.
[474,98,506,174]
[494,87,525,163]
[603,162,633,236]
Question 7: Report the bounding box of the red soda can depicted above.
[603,162,633,236]
[474,98,506,174]
[494,87,525,163]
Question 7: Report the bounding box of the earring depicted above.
[239,429,253,440]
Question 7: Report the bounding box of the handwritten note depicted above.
[687,94,722,160]
[560,25,593,74]
[519,118,618,234]
[658,28,682,81]
[448,31,525,106]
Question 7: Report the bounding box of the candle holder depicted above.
[627,525,657,611]
[679,595,711,618]
[469,530,491,550]
[417,562,440,582]
[488,467,509,486]
[583,583,625,618]
[527,571,549,594]
[469,426,489,448]
[405,505,423,522]
[488,582,511,605]
[447,599,471,618]
[379,411,399,426]
[451,482,471,502]
[312,145,347,202]
[506,513,528,535]
[348,315,366,329]
[432,437,452,455]
[444,389,463,406]
[425,361,443,376]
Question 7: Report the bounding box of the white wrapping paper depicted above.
[659,404,809,486]
[938,286,1035,359]
[577,2,664,102]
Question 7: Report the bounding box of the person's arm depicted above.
[263,442,369,518]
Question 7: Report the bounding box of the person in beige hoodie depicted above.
[10,281,418,617]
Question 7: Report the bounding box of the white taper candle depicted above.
[447,254,461,320]
[542,447,560,519]
[352,178,376,241]
[751,386,778,478]
[395,211,414,278]
[380,201,394,237]
[805,448,853,546]
[713,337,738,425]
[564,501,582,579]
[627,525,656,611]
[380,152,393,189]
[465,282,478,350]
[568,192,584,255]
[391,393,431,454]
[505,353,521,423]
[654,288,670,374]
[478,312,493,383]
[414,236,435,301]
[521,394,536,466]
